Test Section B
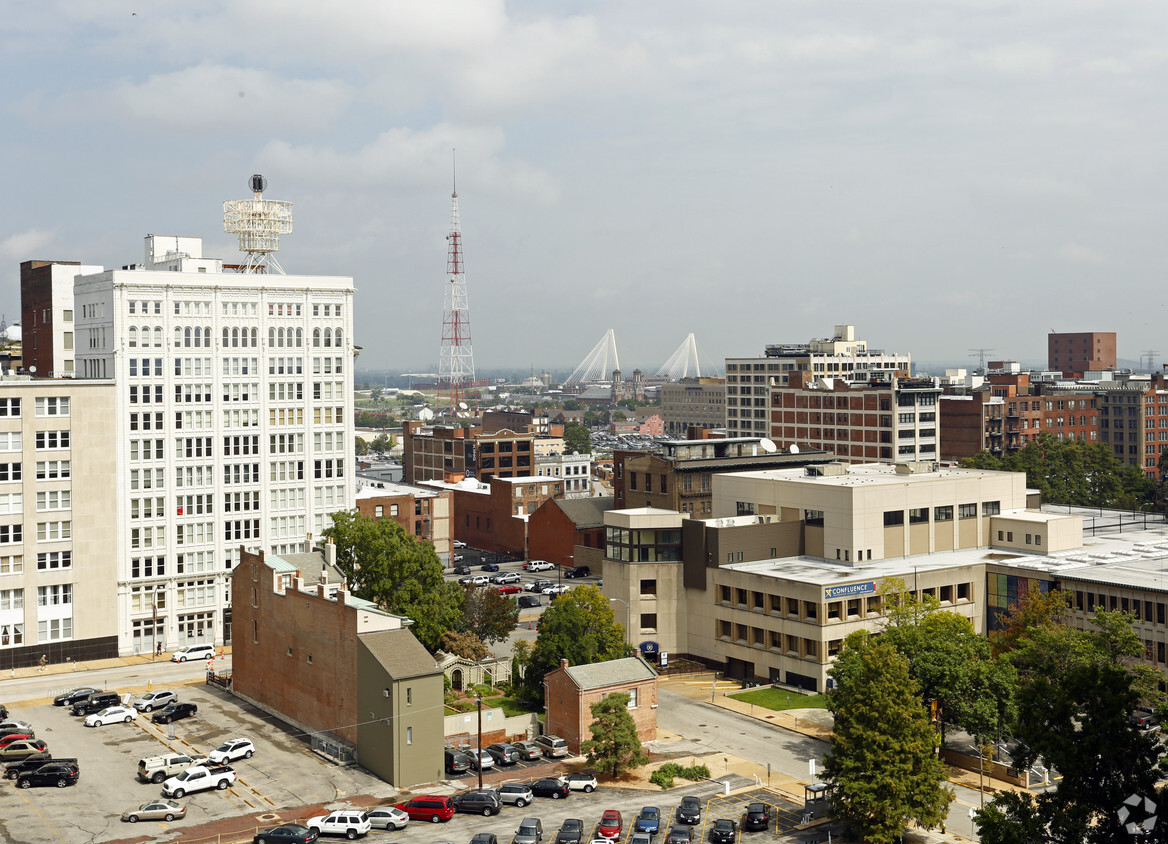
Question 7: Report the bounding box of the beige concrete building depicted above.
[0,377,119,667]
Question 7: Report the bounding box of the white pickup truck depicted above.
[161,764,236,798]
[137,752,207,784]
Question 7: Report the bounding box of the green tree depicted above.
[440,629,488,660]
[355,437,370,456]
[524,585,627,701]
[371,387,382,402]
[371,432,394,452]
[580,692,649,777]
[462,585,519,645]
[323,511,463,651]
[563,422,592,454]
[612,411,627,421]
[824,632,953,844]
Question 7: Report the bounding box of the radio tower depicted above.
[437,153,476,418]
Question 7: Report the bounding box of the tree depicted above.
[580,692,649,777]
[355,437,370,456]
[524,585,627,701]
[370,387,382,402]
[462,585,519,645]
[323,511,463,651]
[824,632,953,844]
[563,422,592,455]
[371,432,394,452]
[440,630,488,661]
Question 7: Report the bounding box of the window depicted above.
[958,503,977,519]
[0,399,21,417]
[934,505,953,522]
[35,397,70,417]
[627,687,638,708]
[640,578,657,596]
[982,501,1001,516]
[908,508,928,524]
[883,510,904,526]
[35,431,70,450]
[406,726,413,745]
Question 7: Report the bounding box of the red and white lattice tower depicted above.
[437,160,476,417]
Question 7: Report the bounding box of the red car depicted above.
[0,733,34,748]
[598,810,623,839]
[395,796,455,823]
[497,585,522,595]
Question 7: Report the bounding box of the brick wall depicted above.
[545,660,658,754]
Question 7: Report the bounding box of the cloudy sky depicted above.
[3,1,1166,374]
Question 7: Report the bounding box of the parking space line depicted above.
[11,781,68,843]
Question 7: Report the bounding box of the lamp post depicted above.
[608,597,631,649]
[475,693,484,791]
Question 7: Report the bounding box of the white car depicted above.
[85,705,138,727]
[207,737,255,764]
[491,572,521,584]
[458,575,489,587]
[133,690,178,712]
[467,747,494,770]
[308,810,372,839]
[367,806,410,831]
[541,583,570,595]
[0,720,33,733]
[171,643,216,663]
[453,540,467,549]
[524,560,555,572]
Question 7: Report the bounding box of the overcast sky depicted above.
[3,2,1166,374]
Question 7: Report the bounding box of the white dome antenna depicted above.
[223,174,293,274]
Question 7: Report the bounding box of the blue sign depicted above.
[823,581,876,601]
[639,641,659,655]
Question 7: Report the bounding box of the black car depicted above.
[742,803,770,831]
[445,748,471,774]
[664,825,695,844]
[18,762,79,789]
[481,563,500,572]
[555,819,584,844]
[517,595,541,609]
[54,687,99,707]
[0,703,8,720]
[677,796,702,825]
[471,835,499,844]
[254,823,319,844]
[709,819,737,844]
[6,757,74,781]
[452,789,502,816]
[453,564,471,575]
[152,702,198,724]
[530,777,570,799]
[70,691,121,716]
[565,565,590,578]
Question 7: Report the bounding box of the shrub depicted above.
[650,761,710,790]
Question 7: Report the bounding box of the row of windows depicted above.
[883,501,998,526]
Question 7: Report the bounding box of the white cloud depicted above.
[0,229,55,261]
[1058,243,1107,267]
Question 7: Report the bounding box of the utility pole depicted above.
[476,693,483,791]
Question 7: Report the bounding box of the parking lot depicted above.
[445,548,603,604]
[0,683,394,844]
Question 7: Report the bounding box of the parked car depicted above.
[1131,706,1159,729]
[70,691,121,716]
[454,540,468,549]
[253,823,319,844]
[0,719,34,733]
[631,835,653,844]
[499,783,534,808]
[555,819,585,844]
[563,772,597,793]
[0,703,7,720]
[534,734,570,758]
[445,748,472,774]
[7,757,74,781]
[472,835,499,844]
[709,819,737,844]
[208,737,255,764]
[486,743,520,765]
[525,579,553,592]
[524,560,554,572]
[171,643,216,663]
[598,810,623,839]
[453,564,472,576]
[491,571,521,584]
[0,732,34,746]
[366,806,409,831]
[513,818,544,844]
[452,789,502,817]
[18,762,79,789]
[677,796,702,825]
[517,595,542,609]
[742,803,770,831]
[395,795,455,823]
[481,563,500,572]
[664,826,695,844]
[466,747,494,770]
[162,764,237,798]
[122,799,186,823]
[137,752,207,784]
[565,566,590,579]
[0,740,49,762]
[53,687,99,707]
[84,706,138,727]
[152,702,198,724]
[459,575,489,587]
[307,810,372,839]
[133,690,178,712]
[530,777,570,799]
[634,807,661,834]
[497,585,523,595]
[540,584,569,595]
[512,740,542,761]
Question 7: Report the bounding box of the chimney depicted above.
[325,537,336,568]
[633,648,641,661]
[559,658,569,670]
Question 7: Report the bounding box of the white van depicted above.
[171,643,216,663]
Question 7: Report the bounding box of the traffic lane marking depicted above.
[10,778,69,844]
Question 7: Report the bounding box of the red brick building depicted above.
[425,475,564,555]
[1099,372,1168,476]
[544,654,658,754]
[403,421,536,484]
[528,496,614,568]
[1048,331,1116,375]
[231,547,445,786]
[356,481,454,561]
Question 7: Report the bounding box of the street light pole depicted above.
[476,693,483,791]
[608,597,630,649]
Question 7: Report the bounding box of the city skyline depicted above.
[3,2,1167,370]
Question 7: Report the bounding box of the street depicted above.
[0,654,229,705]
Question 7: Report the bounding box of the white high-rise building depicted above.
[74,235,355,654]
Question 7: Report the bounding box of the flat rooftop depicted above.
[729,462,1016,490]
[356,480,438,500]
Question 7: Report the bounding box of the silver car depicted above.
[366,806,410,830]
[133,690,178,712]
[499,783,534,808]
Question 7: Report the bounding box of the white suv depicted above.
[171,643,216,663]
[308,810,372,839]
[207,738,255,764]
[133,690,178,712]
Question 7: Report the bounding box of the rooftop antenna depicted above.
[969,348,994,374]
[437,150,477,418]
[223,174,293,274]
[1141,350,1159,372]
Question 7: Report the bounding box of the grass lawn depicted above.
[484,696,541,717]
[728,687,827,710]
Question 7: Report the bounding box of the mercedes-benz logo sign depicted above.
[1118,793,1157,836]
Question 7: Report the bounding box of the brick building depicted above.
[1099,372,1168,476]
[660,378,726,437]
[1048,331,1116,375]
[403,421,535,484]
[355,480,453,561]
[424,475,564,555]
[544,654,658,754]
[231,547,444,785]
[528,496,614,570]
[20,260,101,378]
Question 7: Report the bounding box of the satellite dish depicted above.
[27,366,36,374]
[789,444,800,454]
[459,401,468,410]
[418,408,435,421]
[249,174,267,193]
[759,438,777,453]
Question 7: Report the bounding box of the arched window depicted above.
[334,329,343,347]
[312,328,321,348]
[250,328,258,347]
[323,329,332,348]
[128,326,138,348]
[268,328,276,347]
[204,326,211,347]
[231,328,240,348]
[222,327,230,347]
[153,326,162,347]
[295,328,303,347]
[182,327,191,347]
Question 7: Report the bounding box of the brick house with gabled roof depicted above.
[543,653,658,754]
